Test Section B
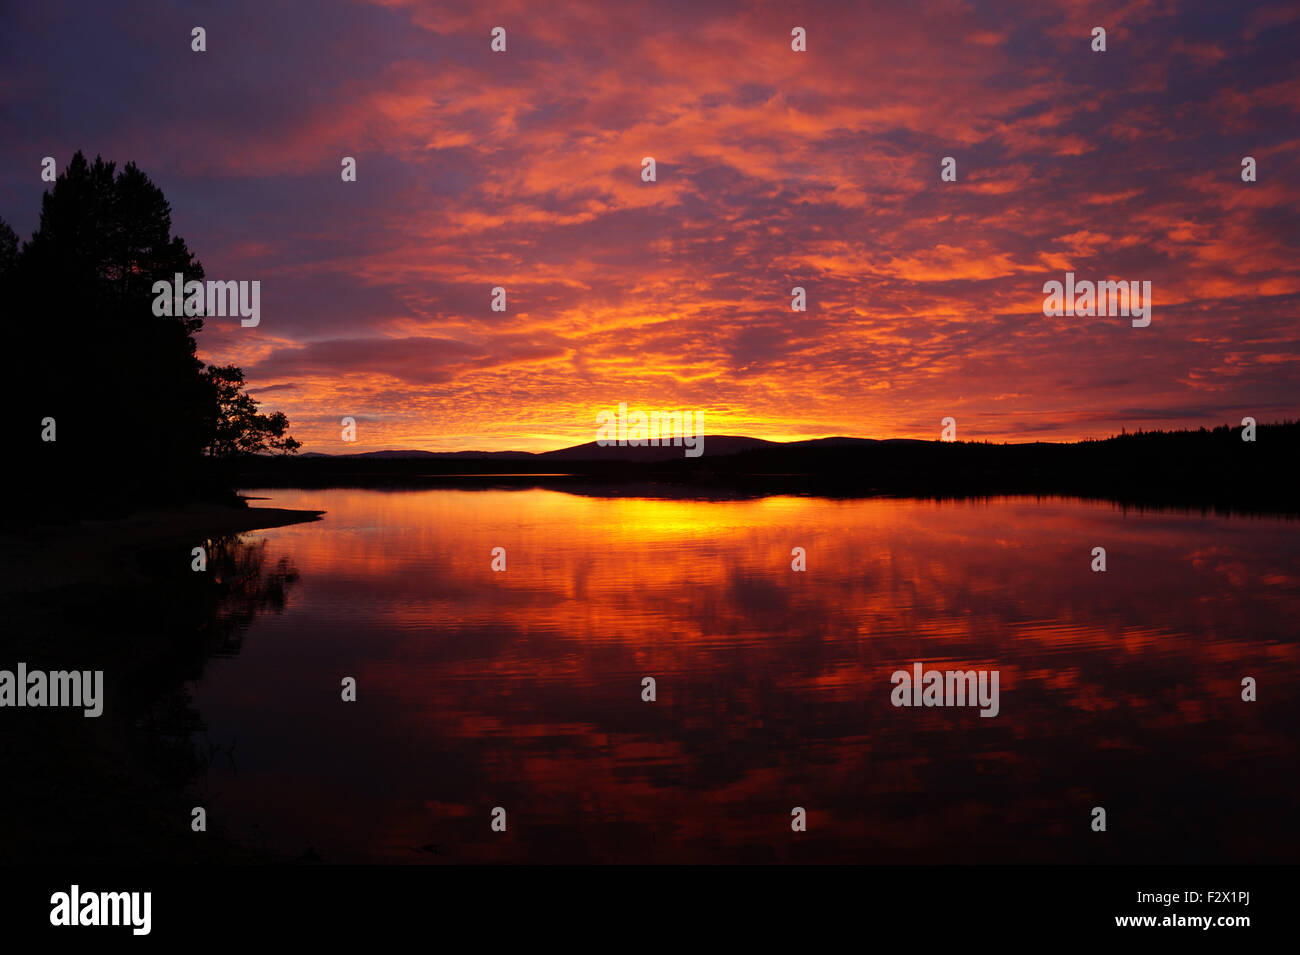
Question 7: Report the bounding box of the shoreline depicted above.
[0,501,324,597]
[233,422,1300,517]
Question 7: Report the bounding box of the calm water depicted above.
[192,488,1299,863]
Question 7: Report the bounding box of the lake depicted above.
[190,488,1299,863]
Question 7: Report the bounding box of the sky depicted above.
[2,0,1297,453]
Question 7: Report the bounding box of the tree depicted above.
[0,218,17,278]
[204,365,301,458]
[6,152,297,519]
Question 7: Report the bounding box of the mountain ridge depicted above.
[292,435,926,461]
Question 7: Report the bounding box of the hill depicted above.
[235,422,1299,513]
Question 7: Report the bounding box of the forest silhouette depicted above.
[2,153,298,524]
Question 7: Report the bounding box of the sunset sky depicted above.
[3,0,1297,453]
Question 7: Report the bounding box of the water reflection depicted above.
[0,531,300,864]
[194,489,1300,863]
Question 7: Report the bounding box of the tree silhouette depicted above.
[0,219,17,278]
[4,152,297,521]
[204,365,301,458]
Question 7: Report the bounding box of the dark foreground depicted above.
[0,502,321,864]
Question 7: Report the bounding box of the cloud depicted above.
[2,0,1296,451]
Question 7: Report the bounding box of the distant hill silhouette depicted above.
[238,422,1300,513]
[320,435,777,462]
[289,435,917,461]
[538,435,777,461]
[344,449,534,460]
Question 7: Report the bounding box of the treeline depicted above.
[236,421,1298,513]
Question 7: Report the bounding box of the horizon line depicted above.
[279,419,1282,458]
